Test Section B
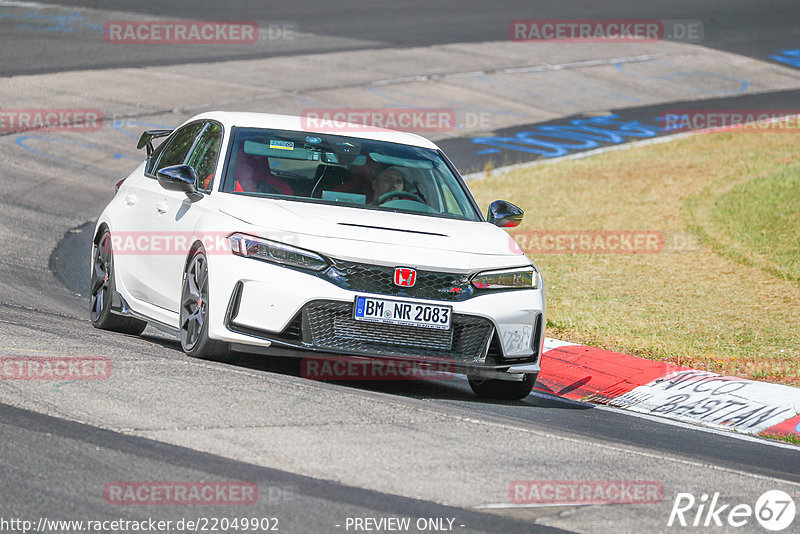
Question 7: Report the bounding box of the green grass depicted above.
[760,433,800,446]
[466,132,800,385]
[694,162,800,283]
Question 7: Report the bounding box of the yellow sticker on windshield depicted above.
[269,140,294,150]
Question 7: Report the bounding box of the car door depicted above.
[149,121,224,311]
[120,121,205,309]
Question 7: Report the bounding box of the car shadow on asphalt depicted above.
[135,327,588,410]
[214,349,591,410]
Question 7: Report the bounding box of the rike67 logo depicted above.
[668,490,795,531]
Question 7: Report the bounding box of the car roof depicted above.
[185,111,441,150]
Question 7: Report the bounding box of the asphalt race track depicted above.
[1,2,799,533]
[3,0,799,75]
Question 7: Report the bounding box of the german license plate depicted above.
[353,296,451,330]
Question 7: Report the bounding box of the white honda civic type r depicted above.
[91,111,545,399]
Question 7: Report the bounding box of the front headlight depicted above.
[471,266,539,290]
[228,233,328,271]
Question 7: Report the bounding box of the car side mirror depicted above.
[487,200,524,228]
[157,164,203,201]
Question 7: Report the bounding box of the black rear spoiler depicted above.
[137,129,174,157]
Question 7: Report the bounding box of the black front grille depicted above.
[331,316,454,350]
[321,260,475,301]
[305,300,494,363]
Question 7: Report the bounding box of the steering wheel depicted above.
[375,190,425,205]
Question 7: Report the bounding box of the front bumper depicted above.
[206,254,545,375]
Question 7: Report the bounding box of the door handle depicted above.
[156,201,169,214]
[124,193,136,206]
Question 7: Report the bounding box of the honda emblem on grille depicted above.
[394,267,417,287]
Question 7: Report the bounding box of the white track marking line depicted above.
[370,54,663,86]
[529,390,799,450]
[596,401,800,450]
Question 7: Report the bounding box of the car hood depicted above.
[217,196,522,260]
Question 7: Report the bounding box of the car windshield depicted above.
[220,127,481,221]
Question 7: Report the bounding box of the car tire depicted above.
[90,230,148,335]
[180,249,228,359]
[468,373,537,400]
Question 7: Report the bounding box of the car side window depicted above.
[151,122,205,175]
[186,122,223,192]
[145,138,169,175]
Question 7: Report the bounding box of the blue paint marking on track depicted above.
[362,85,418,107]
[16,136,134,163]
[538,70,643,104]
[112,119,173,140]
[15,135,138,165]
[770,50,800,68]
[14,120,173,166]
[297,95,327,106]
[0,10,101,33]
[475,74,597,110]
[471,114,667,158]
[17,135,96,159]
[468,58,753,159]
[615,60,748,95]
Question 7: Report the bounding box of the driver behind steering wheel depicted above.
[371,165,406,203]
[369,165,429,207]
